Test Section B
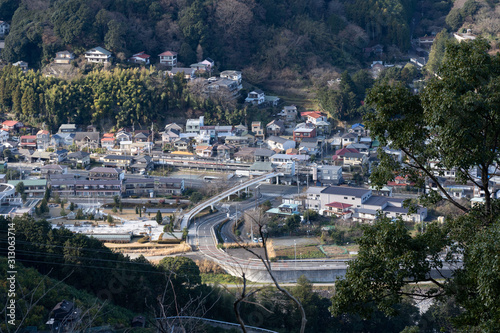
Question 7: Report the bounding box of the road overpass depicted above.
[180,172,281,229]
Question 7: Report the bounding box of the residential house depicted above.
[332,147,360,164]
[2,120,23,131]
[73,132,100,149]
[100,133,115,150]
[173,138,190,151]
[49,149,68,163]
[195,145,215,158]
[269,154,309,166]
[129,155,154,173]
[159,51,177,66]
[245,90,265,105]
[418,36,435,48]
[162,129,181,144]
[30,151,53,164]
[224,136,250,147]
[301,111,328,124]
[305,185,426,222]
[129,51,150,64]
[341,132,358,146]
[346,143,370,155]
[191,58,214,72]
[216,144,234,160]
[252,121,265,140]
[204,78,240,99]
[168,67,195,80]
[293,125,316,141]
[85,47,112,63]
[266,120,285,136]
[58,124,77,133]
[134,131,150,143]
[350,123,366,136]
[67,151,91,167]
[266,203,300,216]
[119,140,133,153]
[312,165,343,185]
[13,61,28,72]
[323,202,354,218]
[36,130,50,150]
[0,129,9,143]
[219,70,242,89]
[51,132,75,147]
[234,147,256,163]
[298,139,320,156]
[116,130,132,142]
[164,123,183,133]
[254,148,275,162]
[266,136,295,152]
[0,21,10,36]
[101,155,134,168]
[41,164,67,176]
[343,152,368,166]
[54,51,75,64]
[20,135,37,149]
[278,105,298,122]
[88,167,124,181]
[186,116,204,133]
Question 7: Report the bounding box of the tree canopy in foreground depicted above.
[331,39,500,332]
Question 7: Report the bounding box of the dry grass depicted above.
[113,242,191,256]
[266,239,276,259]
[219,242,263,249]
[195,259,226,274]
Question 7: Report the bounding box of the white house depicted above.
[129,51,151,64]
[245,90,265,105]
[54,51,75,64]
[186,116,204,133]
[159,51,177,66]
[85,47,112,63]
[266,136,295,152]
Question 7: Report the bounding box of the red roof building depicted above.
[324,202,353,216]
[2,120,23,131]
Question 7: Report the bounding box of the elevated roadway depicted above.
[180,172,281,229]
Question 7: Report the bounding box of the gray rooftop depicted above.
[321,186,371,197]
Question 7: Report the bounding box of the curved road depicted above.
[188,196,459,283]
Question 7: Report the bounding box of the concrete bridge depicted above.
[180,172,282,229]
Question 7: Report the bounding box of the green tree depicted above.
[425,29,454,75]
[285,214,300,233]
[107,214,113,223]
[189,191,203,204]
[15,181,24,195]
[40,198,49,214]
[69,201,75,211]
[43,187,51,201]
[155,210,163,224]
[333,39,500,331]
[60,205,66,216]
[158,256,201,286]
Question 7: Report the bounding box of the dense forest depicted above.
[0,0,423,72]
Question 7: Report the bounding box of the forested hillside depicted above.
[0,64,251,130]
[0,0,419,71]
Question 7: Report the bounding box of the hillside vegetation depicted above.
[1,0,418,72]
